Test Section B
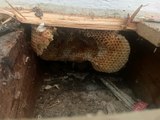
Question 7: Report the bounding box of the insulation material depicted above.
[31,27,130,73]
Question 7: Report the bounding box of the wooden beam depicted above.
[1,0,160,45]
[1,0,159,22]
[137,22,160,46]
[0,9,137,30]
[0,0,159,31]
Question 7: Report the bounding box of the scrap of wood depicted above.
[125,5,143,27]
[100,78,136,110]
[1,17,12,25]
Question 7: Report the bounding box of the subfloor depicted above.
[34,62,136,118]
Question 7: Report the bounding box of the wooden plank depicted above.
[0,9,136,30]
[1,0,159,21]
[0,0,159,30]
[137,22,160,46]
[1,0,160,45]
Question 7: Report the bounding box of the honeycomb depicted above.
[31,27,56,55]
[31,27,130,73]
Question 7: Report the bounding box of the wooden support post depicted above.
[0,29,38,118]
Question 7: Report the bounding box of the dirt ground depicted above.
[34,62,136,118]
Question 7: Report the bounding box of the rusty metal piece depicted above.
[31,27,130,73]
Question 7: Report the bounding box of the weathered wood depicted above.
[1,0,159,21]
[137,22,160,46]
[0,9,136,30]
[0,0,160,46]
[0,30,39,118]
[0,0,159,30]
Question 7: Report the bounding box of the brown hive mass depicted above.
[31,26,130,73]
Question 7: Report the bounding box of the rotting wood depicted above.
[0,29,39,118]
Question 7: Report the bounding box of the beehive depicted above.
[31,27,130,73]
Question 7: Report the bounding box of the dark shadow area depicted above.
[120,30,160,108]
[32,30,160,118]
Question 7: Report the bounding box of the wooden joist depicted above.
[0,0,159,31]
[1,0,159,21]
[137,22,160,46]
[0,0,160,46]
[0,9,137,30]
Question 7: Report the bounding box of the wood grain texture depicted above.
[0,0,159,44]
[0,9,137,30]
[1,0,159,21]
[0,0,159,30]
[0,30,39,118]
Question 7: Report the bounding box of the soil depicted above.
[34,62,135,118]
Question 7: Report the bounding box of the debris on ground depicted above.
[44,85,52,90]
[133,101,148,111]
[34,64,137,118]
[100,78,148,111]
